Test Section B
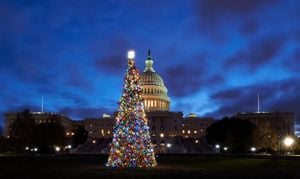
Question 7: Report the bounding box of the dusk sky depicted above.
[0,0,299,129]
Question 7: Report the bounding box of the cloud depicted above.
[224,36,285,71]
[163,60,205,97]
[240,20,260,36]
[58,92,88,106]
[94,54,125,74]
[58,106,112,119]
[65,64,93,92]
[162,54,224,97]
[208,78,300,122]
[194,0,283,43]
[284,51,300,72]
[92,37,131,75]
[197,0,279,23]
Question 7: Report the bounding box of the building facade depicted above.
[234,111,295,137]
[4,111,75,138]
[182,114,214,139]
[84,115,114,139]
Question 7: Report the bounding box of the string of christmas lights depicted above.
[106,51,157,168]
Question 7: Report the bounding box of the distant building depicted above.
[84,114,114,139]
[146,111,183,152]
[234,111,295,137]
[4,111,76,138]
[182,113,214,139]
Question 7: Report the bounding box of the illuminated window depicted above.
[182,130,185,134]
[194,130,197,134]
[160,133,164,138]
[187,130,191,134]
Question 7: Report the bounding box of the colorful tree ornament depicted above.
[106,50,157,168]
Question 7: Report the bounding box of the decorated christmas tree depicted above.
[106,50,157,168]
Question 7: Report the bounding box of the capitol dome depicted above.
[140,50,170,111]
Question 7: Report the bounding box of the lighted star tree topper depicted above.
[106,50,157,168]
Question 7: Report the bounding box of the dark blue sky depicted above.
[0,0,299,128]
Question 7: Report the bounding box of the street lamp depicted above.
[283,137,295,147]
[215,144,220,153]
[282,136,295,155]
[55,146,61,152]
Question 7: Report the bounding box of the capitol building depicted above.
[140,50,170,111]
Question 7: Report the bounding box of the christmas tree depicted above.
[106,50,157,168]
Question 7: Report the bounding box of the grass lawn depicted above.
[0,154,300,179]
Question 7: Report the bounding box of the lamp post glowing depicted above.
[55,146,61,152]
[283,137,295,147]
[282,136,295,156]
[215,144,220,154]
